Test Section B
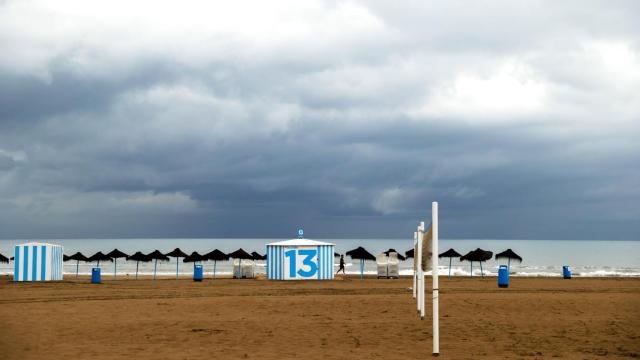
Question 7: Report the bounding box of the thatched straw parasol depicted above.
[438,248,462,278]
[107,249,129,279]
[405,248,414,259]
[0,253,9,263]
[165,248,189,279]
[146,250,170,280]
[495,249,522,272]
[460,248,493,277]
[183,251,205,271]
[67,252,89,277]
[88,251,113,268]
[127,251,150,279]
[251,251,266,261]
[383,248,406,261]
[205,249,229,278]
[345,246,375,279]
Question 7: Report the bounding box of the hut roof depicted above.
[266,238,334,247]
[439,248,462,258]
[345,246,376,261]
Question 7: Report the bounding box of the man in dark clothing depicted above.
[336,255,346,274]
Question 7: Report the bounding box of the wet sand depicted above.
[1,276,638,359]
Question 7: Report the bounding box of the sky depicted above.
[0,1,638,240]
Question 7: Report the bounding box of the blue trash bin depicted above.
[563,265,571,279]
[193,265,203,282]
[498,265,509,288]
[91,268,101,284]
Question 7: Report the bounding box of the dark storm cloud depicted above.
[0,0,638,239]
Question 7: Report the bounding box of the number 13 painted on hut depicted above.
[284,248,318,279]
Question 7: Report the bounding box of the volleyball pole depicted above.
[413,231,417,299]
[432,201,440,356]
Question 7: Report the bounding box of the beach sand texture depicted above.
[1,276,638,359]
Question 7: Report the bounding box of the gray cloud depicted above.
[0,0,638,239]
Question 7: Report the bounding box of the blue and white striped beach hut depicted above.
[13,242,64,282]
[266,238,335,280]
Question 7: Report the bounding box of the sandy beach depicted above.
[1,276,638,359]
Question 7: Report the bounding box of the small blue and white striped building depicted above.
[266,238,335,280]
[13,242,64,282]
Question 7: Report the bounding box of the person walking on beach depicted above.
[336,255,346,275]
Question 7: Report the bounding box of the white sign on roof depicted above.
[266,238,335,247]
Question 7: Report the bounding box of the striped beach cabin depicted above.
[266,239,335,280]
[14,242,64,282]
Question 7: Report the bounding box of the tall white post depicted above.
[416,227,422,315]
[413,231,417,299]
[432,201,440,356]
[419,221,426,320]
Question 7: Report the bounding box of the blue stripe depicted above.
[32,246,38,281]
[41,246,47,281]
[23,246,29,281]
[14,246,20,281]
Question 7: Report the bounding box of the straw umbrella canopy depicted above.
[205,249,229,278]
[405,248,414,259]
[438,248,462,277]
[63,254,70,261]
[460,248,493,277]
[345,246,375,279]
[251,251,266,261]
[383,248,406,261]
[88,251,113,268]
[146,250,170,280]
[495,249,522,271]
[127,251,150,279]
[334,252,341,257]
[0,253,8,263]
[67,252,89,277]
[107,249,129,279]
[165,248,189,279]
[183,251,205,272]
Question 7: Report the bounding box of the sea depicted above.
[1,239,638,277]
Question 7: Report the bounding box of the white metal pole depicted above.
[419,221,426,320]
[413,231,417,299]
[432,201,440,356]
[416,226,423,315]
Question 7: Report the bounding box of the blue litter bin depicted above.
[563,265,571,279]
[91,268,101,284]
[193,265,203,282]
[498,265,509,288]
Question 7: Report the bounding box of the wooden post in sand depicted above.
[432,201,440,356]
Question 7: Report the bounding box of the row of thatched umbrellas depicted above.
[57,248,267,280]
[404,247,522,277]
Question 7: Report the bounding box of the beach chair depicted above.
[234,259,255,279]
[377,253,388,278]
[242,260,255,279]
[387,252,399,279]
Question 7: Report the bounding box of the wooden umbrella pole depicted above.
[176,258,179,280]
[153,259,157,280]
[480,261,484,277]
[76,260,79,278]
[213,261,217,279]
[470,261,473,277]
[135,261,139,279]
[449,257,452,278]
[114,258,117,279]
